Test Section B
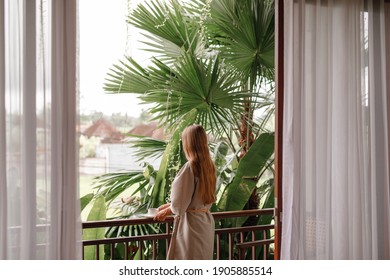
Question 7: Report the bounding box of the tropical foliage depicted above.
[82,0,275,260]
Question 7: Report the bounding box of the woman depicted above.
[153,124,216,260]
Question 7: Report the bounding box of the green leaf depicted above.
[207,0,275,85]
[128,0,203,60]
[217,132,274,212]
[133,246,143,260]
[83,195,107,260]
[80,193,94,212]
[104,50,246,139]
[92,171,147,204]
[104,57,154,94]
[126,135,167,162]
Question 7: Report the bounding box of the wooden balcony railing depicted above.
[82,208,275,260]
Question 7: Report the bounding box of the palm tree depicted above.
[88,0,275,219]
[204,0,275,212]
[104,0,252,209]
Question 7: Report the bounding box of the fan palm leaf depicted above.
[128,0,206,62]
[104,52,249,137]
[126,135,167,162]
[207,0,275,86]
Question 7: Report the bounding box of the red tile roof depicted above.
[82,118,124,143]
[128,122,165,140]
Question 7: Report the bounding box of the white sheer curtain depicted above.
[281,0,390,259]
[0,0,81,259]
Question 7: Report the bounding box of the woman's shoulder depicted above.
[176,162,193,177]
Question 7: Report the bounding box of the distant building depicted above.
[127,121,165,140]
[82,118,123,143]
[80,119,162,175]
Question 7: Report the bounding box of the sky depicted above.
[79,0,149,117]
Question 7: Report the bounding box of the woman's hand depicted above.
[157,203,170,212]
[153,206,172,222]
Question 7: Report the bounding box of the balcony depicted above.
[82,209,275,260]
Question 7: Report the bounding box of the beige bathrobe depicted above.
[167,162,215,260]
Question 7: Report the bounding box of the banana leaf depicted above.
[217,132,274,213]
[83,195,106,260]
[80,193,94,212]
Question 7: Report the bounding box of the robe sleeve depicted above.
[170,163,195,215]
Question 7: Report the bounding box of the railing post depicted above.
[228,233,233,260]
[216,233,220,260]
[165,222,170,259]
[152,240,157,260]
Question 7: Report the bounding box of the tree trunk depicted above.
[239,103,255,159]
[239,101,260,228]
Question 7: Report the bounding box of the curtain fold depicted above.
[0,0,81,260]
[50,0,81,259]
[282,0,390,259]
[0,0,7,260]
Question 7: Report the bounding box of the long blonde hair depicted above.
[181,125,216,204]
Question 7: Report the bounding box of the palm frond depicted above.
[104,57,153,94]
[128,0,205,62]
[207,0,275,84]
[125,135,167,162]
[92,171,150,205]
[141,54,248,136]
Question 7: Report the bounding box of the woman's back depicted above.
[168,162,215,260]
